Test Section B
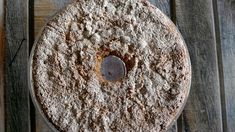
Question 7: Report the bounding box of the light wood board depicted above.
[215,0,235,131]
[175,0,223,131]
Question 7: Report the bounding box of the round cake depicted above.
[30,0,191,131]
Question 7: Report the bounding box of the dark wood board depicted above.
[215,0,235,131]
[0,0,5,131]
[4,0,30,131]
[175,0,223,131]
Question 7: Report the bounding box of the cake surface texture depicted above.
[31,0,191,131]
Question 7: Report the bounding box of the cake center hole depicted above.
[100,55,126,81]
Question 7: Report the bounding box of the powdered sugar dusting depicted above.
[32,0,191,131]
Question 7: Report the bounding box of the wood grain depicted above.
[149,0,171,17]
[175,0,223,131]
[214,0,235,131]
[34,0,73,35]
[35,109,55,132]
[0,0,4,131]
[5,0,30,131]
[34,0,73,131]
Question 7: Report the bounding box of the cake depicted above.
[30,0,191,131]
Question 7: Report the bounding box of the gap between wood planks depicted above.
[175,0,223,131]
[212,0,227,131]
[212,0,235,131]
[29,0,36,131]
[0,0,5,131]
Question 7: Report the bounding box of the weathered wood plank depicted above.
[175,0,223,131]
[167,122,178,132]
[0,0,4,131]
[215,0,235,131]
[5,0,30,131]
[35,109,55,132]
[34,0,73,131]
[149,0,171,17]
[34,0,72,35]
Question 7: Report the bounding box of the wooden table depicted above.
[1,0,235,131]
